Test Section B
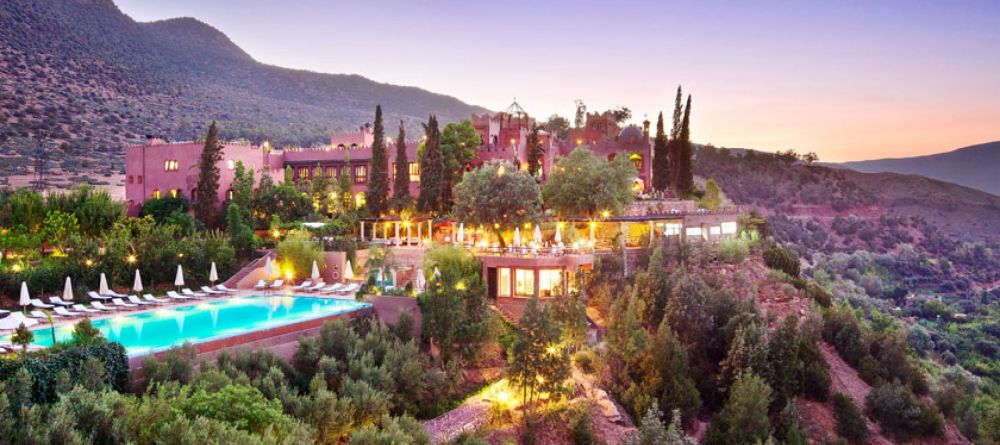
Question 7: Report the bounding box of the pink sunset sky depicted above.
[116,0,1000,162]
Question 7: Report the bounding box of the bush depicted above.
[717,239,749,264]
[764,245,800,278]
[832,394,867,442]
[864,382,943,441]
[142,343,198,389]
[573,350,598,374]
[570,405,597,445]
[802,361,831,401]
[0,341,128,404]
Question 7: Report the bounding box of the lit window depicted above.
[664,223,682,236]
[721,222,738,235]
[409,162,420,181]
[515,269,534,297]
[170,189,179,198]
[354,165,368,183]
[299,168,309,179]
[498,268,511,297]
[539,269,562,297]
[227,159,235,170]
[327,167,336,177]
[685,227,703,238]
[354,192,366,208]
[226,189,234,200]
[152,189,161,199]
[164,160,180,172]
[710,226,722,236]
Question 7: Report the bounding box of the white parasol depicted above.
[19,281,30,310]
[457,223,464,245]
[415,268,426,292]
[311,260,320,281]
[343,260,354,280]
[99,273,109,295]
[555,225,562,245]
[174,265,185,287]
[63,276,74,301]
[209,262,219,284]
[263,257,274,278]
[513,227,521,247]
[533,225,542,245]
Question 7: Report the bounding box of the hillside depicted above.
[838,141,1000,195]
[0,0,487,178]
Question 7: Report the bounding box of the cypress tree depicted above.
[675,95,694,196]
[193,121,223,228]
[418,115,443,213]
[392,120,411,210]
[668,86,684,195]
[526,124,545,178]
[651,112,670,191]
[367,105,389,216]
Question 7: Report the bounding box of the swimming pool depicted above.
[1,295,370,356]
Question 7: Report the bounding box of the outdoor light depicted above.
[601,210,610,219]
[546,346,557,354]
[272,229,280,238]
[85,259,94,267]
[127,254,137,264]
[178,253,184,258]
[509,138,515,145]
[11,264,22,272]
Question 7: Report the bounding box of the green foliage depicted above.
[702,372,772,445]
[392,121,411,211]
[438,120,482,208]
[347,414,429,445]
[71,317,102,345]
[226,203,258,260]
[418,246,489,364]
[640,318,701,423]
[623,406,694,445]
[698,179,722,210]
[526,124,545,177]
[767,315,803,404]
[452,160,542,247]
[418,115,443,213]
[275,229,324,282]
[140,196,191,223]
[673,94,694,196]
[717,238,749,264]
[569,405,597,445]
[194,121,224,228]
[0,341,129,404]
[651,112,670,192]
[763,244,800,278]
[509,296,571,417]
[231,160,256,211]
[832,393,868,442]
[179,384,292,438]
[982,401,1000,445]
[864,381,943,441]
[367,105,390,216]
[40,209,80,252]
[542,147,636,218]
[142,343,198,388]
[11,322,35,352]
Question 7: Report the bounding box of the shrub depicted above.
[142,343,198,389]
[801,361,831,401]
[0,341,128,404]
[717,239,749,264]
[865,382,943,441]
[764,245,800,277]
[832,394,867,442]
[570,405,597,445]
[573,350,598,374]
[178,384,293,438]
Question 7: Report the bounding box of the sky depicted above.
[115,0,1000,162]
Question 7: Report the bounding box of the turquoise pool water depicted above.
[1,295,370,356]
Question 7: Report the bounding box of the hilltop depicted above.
[838,141,1000,196]
[0,0,487,178]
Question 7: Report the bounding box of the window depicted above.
[710,226,722,236]
[354,192,366,208]
[685,227,703,238]
[409,162,420,181]
[299,168,310,179]
[170,189,179,198]
[164,160,179,172]
[664,223,682,236]
[226,159,235,170]
[137,175,143,184]
[539,269,562,297]
[226,189,234,200]
[152,189,161,199]
[721,221,738,235]
[127,176,133,184]
[326,167,336,177]
[498,268,511,297]
[515,269,534,296]
[354,165,367,183]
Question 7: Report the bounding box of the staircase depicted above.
[223,250,275,289]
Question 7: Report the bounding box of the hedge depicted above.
[0,341,129,403]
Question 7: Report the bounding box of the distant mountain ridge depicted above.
[838,141,1000,196]
[0,0,487,177]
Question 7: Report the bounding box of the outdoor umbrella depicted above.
[376,268,384,287]
[311,260,320,282]
[19,281,30,313]
[343,260,354,281]
[133,269,143,293]
[432,266,441,280]
[513,227,521,247]
[209,262,219,285]
[174,265,185,289]
[99,273,109,295]
[415,268,426,292]
[63,276,74,302]
[457,223,464,245]
[555,225,563,245]
[533,225,542,245]
[264,257,274,279]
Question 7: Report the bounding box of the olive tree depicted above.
[452,160,542,248]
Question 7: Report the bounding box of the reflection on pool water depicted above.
[0,295,370,357]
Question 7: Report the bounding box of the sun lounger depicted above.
[111,298,138,309]
[200,286,225,295]
[319,283,344,293]
[31,299,54,309]
[87,291,112,301]
[336,283,360,295]
[166,291,193,300]
[128,295,156,306]
[90,302,117,312]
[291,281,313,291]
[72,304,101,314]
[303,282,326,292]
[0,310,8,317]
[106,290,129,298]
[253,280,269,290]
[53,306,81,317]
[269,280,284,289]
[181,288,206,298]
[49,297,74,307]
[143,294,168,304]
[215,284,236,293]
[29,310,56,319]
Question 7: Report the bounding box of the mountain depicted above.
[838,141,1000,195]
[0,0,488,178]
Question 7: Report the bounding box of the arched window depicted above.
[354,192,366,208]
[152,189,161,199]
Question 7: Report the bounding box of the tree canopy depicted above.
[452,160,542,247]
[542,147,636,218]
